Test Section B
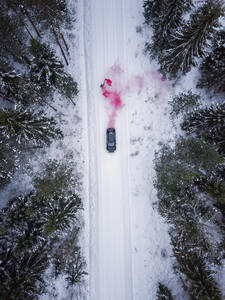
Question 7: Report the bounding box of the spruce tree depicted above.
[197,30,225,94]
[0,241,48,299]
[0,8,29,65]
[194,167,225,217]
[161,0,224,77]
[169,90,201,118]
[65,249,87,286]
[171,234,223,300]
[156,283,174,300]
[145,0,193,62]
[42,193,82,236]
[181,102,225,154]
[143,0,164,25]
[29,39,78,100]
[0,107,63,146]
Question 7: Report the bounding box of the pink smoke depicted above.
[101,78,124,128]
[101,63,170,128]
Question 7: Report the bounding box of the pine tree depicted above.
[143,0,164,25]
[29,39,64,86]
[0,192,49,299]
[161,0,224,77]
[169,90,201,118]
[33,160,82,236]
[0,7,29,65]
[197,30,225,94]
[42,193,82,236]
[171,234,223,300]
[0,61,21,103]
[0,240,48,299]
[156,283,174,300]
[29,39,78,100]
[65,249,87,286]
[194,167,225,217]
[181,102,225,154]
[0,107,63,146]
[0,144,17,188]
[155,137,223,221]
[145,0,193,62]
[33,159,78,198]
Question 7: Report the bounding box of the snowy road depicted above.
[81,0,179,299]
[83,0,134,299]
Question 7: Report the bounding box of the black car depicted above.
[106,128,116,152]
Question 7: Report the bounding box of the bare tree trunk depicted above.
[24,23,35,39]
[23,8,41,38]
[52,27,69,66]
[14,9,35,40]
[42,99,58,112]
[61,33,69,53]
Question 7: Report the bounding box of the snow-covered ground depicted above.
[81,0,185,299]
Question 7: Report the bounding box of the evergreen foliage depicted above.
[42,193,82,236]
[29,39,78,100]
[0,7,29,64]
[0,144,17,187]
[171,234,223,300]
[156,282,174,300]
[181,102,225,154]
[0,107,63,146]
[147,0,193,62]
[161,0,224,77]
[0,159,85,298]
[0,0,83,297]
[155,136,224,297]
[155,137,223,208]
[197,30,225,95]
[143,0,164,25]
[0,241,48,299]
[195,167,225,218]
[65,250,88,286]
[169,90,201,118]
[33,159,78,198]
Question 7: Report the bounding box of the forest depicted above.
[0,0,86,298]
[143,0,225,299]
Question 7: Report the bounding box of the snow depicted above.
[82,0,184,299]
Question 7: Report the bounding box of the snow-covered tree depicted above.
[197,30,225,95]
[145,0,193,63]
[0,144,17,188]
[0,107,63,146]
[29,39,64,85]
[29,39,78,101]
[0,241,48,299]
[169,90,201,118]
[65,249,87,286]
[155,137,223,222]
[195,167,225,218]
[143,0,164,25]
[0,8,30,65]
[181,102,225,154]
[42,193,82,236]
[171,234,223,300]
[161,0,224,77]
[33,159,79,198]
[0,192,49,299]
[156,283,174,300]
